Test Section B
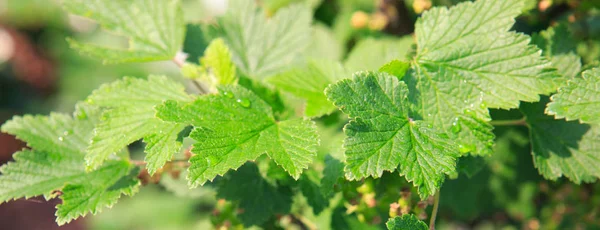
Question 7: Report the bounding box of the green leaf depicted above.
[86,75,192,174]
[217,163,292,226]
[239,76,289,117]
[156,85,319,187]
[268,59,349,117]
[456,156,485,178]
[532,24,581,79]
[547,68,600,124]
[56,163,139,225]
[0,104,140,225]
[522,97,600,183]
[325,72,459,198]
[204,0,312,79]
[344,36,414,73]
[299,173,328,215]
[305,23,344,61]
[262,0,322,12]
[320,155,344,198]
[200,38,237,86]
[379,60,411,79]
[386,215,428,230]
[63,0,185,63]
[403,0,559,156]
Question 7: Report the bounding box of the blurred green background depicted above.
[1,0,600,229]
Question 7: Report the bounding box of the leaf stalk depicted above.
[489,118,527,126]
[429,191,440,230]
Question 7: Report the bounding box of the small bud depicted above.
[526,219,540,230]
[0,28,14,63]
[369,12,388,31]
[351,11,370,29]
[538,0,552,12]
[389,202,400,217]
[413,0,432,14]
[363,193,377,207]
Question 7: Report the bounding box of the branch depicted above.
[429,191,440,230]
[172,51,208,94]
[489,118,527,126]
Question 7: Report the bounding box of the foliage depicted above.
[2,0,600,229]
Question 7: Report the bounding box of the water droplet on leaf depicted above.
[451,119,461,133]
[463,109,475,116]
[237,98,250,108]
[479,102,487,109]
[223,91,234,98]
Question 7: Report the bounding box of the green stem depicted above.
[172,55,208,94]
[429,192,440,230]
[191,80,208,94]
[489,118,526,126]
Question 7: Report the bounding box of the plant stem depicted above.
[190,80,208,94]
[294,214,317,230]
[429,192,440,230]
[172,54,208,94]
[489,118,526,126]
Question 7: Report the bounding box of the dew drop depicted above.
[237,98,251,108]
[223,91,234,98]
[58,137,64,142]
[463,108,474,116]
[479,102,487,109]
[451,119,461,133]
